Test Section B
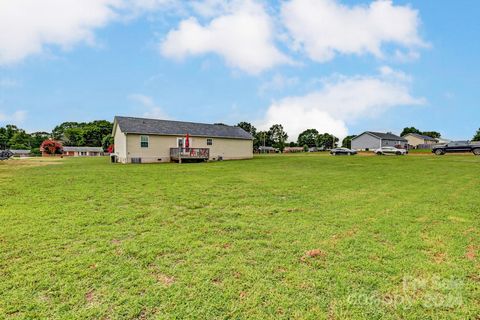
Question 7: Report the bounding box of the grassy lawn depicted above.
[1,154,479,319]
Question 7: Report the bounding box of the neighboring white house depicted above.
[351,131,408,151]
[63,147,105,157]
[10,150,31,157]
[112,116,253,163]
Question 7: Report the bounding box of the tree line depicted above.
[0,120,113,155]
[235,123,480,152]
[1,120,479,154]
[236,122,341,152]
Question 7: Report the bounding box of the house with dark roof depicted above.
[112,116,253,163]
[351,131,407,151]
[403,133,437,149]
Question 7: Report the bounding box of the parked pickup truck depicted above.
[432,141,480,155]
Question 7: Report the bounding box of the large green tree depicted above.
[0,127,7,149]
[421,131,441,139]
[9,130,31,149]
[401,127,441,139]
[102,134,114,151]
[317,133,338,149]
[52,120,113,146]
[268,124,288,152]
[52,122,81,140]
[342,135,356,148]
[255,131,273,148]
[237,122,260,148]
[63,127,85,146]
[400,127,421,137]
[30,132,50,149]
[473,128,480,141]
[236,122,257,136]
[82,120,113,146]
[297,129,319,148]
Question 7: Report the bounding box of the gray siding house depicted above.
[351,132,407,151]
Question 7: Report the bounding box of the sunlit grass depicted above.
[0,154,479,319]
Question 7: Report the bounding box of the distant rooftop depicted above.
[10,150,31,154]
[63,147,104,152]
[114,116,253,140]
[404,133,437,141]
[364,131,407,141]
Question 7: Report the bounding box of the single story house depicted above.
[257,146,277,154]
[10,149,31,157]
[403,133,437,149]
[112,116,253,163]
[283,147,304,153]
[351,131,408,151]
[63,147,105,157]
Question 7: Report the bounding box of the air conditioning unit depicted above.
[131,157,142,164]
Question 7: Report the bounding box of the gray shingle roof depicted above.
[405,133,437,141]
[10,150,31,154]
[366,131,407,141]
[63,147,104,152]
[115,116,253,140]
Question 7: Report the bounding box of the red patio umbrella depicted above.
[185,133,190,148]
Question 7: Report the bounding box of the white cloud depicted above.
[281,0,426,62]
[257,68,425,141]
[378,65,411,82]
[0,0,120,65]
[160,0,290,74]
[0,110,27,123]
[0,0,174,66]
[394,49,421,63]
[258,74,299,95]
[128,94,168,119]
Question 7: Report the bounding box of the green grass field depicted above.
[1,154,479,319]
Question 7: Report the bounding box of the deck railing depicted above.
[170,148,210,160]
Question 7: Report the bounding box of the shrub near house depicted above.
[40,140,63,156]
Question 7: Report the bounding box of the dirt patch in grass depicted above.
[466,245,476,261]
[85,290,96,305]
[156,274,175,286]
[301,249,326,262]
[433,252,447,264]
[149,265,175,286]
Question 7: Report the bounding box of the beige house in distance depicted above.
[112,116,253,163]
[403,133,437,149]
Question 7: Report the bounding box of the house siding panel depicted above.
[351,133,381,151]
[381,139,407,147]
[113,124,128,163]
[124,134,253,163]
[404,134,436,147]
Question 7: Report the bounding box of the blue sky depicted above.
[0,0,479,141]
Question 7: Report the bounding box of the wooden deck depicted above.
[170,148,209,162]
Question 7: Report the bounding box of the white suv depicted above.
[374,146,408,155]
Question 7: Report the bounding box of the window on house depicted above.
[207,138,213,146]
[177,138,184,148]
[140,135,149,148]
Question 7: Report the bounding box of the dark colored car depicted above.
[0,150,13,160]
[330,148,357,156]
[432,141,480,155]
